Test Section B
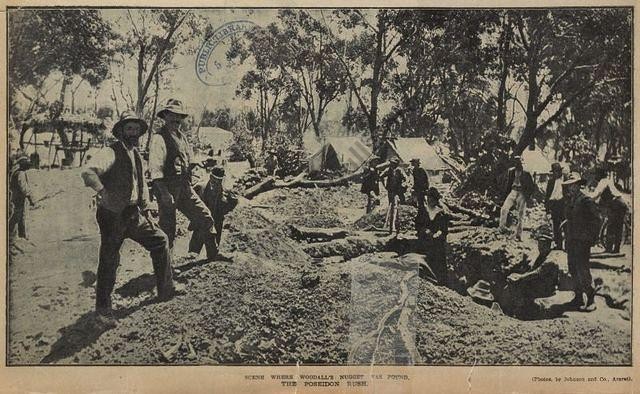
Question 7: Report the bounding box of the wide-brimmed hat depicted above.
[562,171,584,186]
[112,110,148,138]
[467,280,494,302]
[410,158,421,164]
[157,98,189,119]
[210,165,225,179]
[14,154,30,165]
[534,224,553,242]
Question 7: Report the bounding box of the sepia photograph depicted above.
[5,6,633,369]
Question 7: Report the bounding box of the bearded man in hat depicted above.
[81,111,178,324]
[544,162,565,249]
[499,155,536,241]
[9,154,37,239]
[188,165,238,256]
[562,172,601,311]
[148,98,219,260]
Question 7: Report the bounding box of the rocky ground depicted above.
[7,168,633,365]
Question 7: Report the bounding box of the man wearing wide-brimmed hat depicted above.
[498,155,535,241]
[148,98,219,259]
[380,157,406,235]
[9,154,37,239]
[188,165,238,256]
[82,110,179,325]
[409,158,429,211]
[562,171,600,311]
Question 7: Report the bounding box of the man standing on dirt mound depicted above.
[148,98,219,260]
[562,172,601,312]
[81,111,180,326]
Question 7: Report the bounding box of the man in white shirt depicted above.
[591,166,627,253]
[148,98,219,260]
[544,163,565,250]
[82,111,179,325]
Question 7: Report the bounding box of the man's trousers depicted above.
[95,205,174,312]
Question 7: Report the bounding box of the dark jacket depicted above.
[381,167,406,196]
[98,142,148,213]
[545,176,560,202]
[192,180,238,226]
[504,167,536,200]
[565,191,601,244]
[158,126,191,178]
[361,167,380,195]
[412,167,429,193]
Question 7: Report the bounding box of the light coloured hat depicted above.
[112,110,148,138]
[157,98,189,119]
[467,280,494,302]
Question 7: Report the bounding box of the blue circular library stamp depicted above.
[196,20,257,86]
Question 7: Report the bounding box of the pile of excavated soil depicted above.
[414,280,631,365]
[54,252,351,364]
[251,185,364,228]
[447,227,534,287]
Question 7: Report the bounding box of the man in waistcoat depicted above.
[81,111,178,326]
[148,98,219,260]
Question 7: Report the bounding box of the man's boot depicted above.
[204,230,219,261]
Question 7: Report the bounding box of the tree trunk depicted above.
[146,70,161,154]
[496,15,512,132]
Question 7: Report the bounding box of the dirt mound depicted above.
[54,254,350,364]
[447,227,533,288]
[251,185,364,227]
[414,280,631,365]
[221,205,310,264]
[353,205,418,232]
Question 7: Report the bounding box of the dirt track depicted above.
[7,168,632,365]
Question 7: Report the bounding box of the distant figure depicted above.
[380,158,406,235]
[591,166,627,253]
[9,155,37,239]
[420,187,449,284]
[360,157,380,214]
[544,162,565,250]
[189,165,238,256]
[264,150,279,176]
[562,172,601,311]
[81,111,179,326]
[410,158,429,212]
[499,155,535,241]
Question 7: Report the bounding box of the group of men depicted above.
[81,99,235,325]
[360,156,434,234]
[498,155,628,311]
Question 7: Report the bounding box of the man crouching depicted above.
[81,111,180,326]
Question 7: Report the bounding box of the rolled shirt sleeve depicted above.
[148,134,167,181]
[81,147,116,192]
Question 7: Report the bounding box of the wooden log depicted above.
[289,225,350,242]
[243,177,276,199]
[441,200,490,220]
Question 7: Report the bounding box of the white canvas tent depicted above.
[381,138,450,171]
[307,137,372,172]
